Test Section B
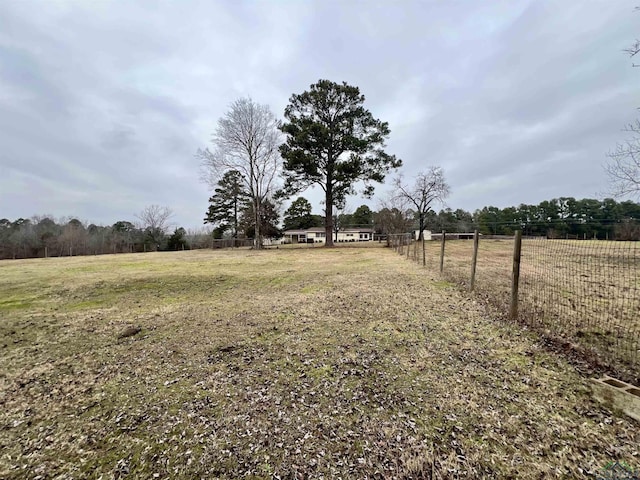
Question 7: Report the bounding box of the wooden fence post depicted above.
[422,236,426,267]
[439,230,445,274]
[470,229,479,291]
[509,230,522,320]
[406,234,410,259]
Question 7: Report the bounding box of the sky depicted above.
[0,0,638,229]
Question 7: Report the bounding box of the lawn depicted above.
[0,247,638,479]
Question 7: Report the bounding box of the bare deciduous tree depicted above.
[393,167,450,240]
[135,205,174,250]
[375,194,414,237]
[624,7,640,67]
[605,9,640,197]
[606,121,640,198]
[197,98,281,249]
[331,200,350,243]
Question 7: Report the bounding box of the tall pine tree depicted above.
[279,80,401,247]
[204,170,249,238]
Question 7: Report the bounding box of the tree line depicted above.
[223,193,640,241]
[370,197,639,241]
[4,72,640,259]
[3,195,639,260]
[0,206,209,260]
[472,198,640,240]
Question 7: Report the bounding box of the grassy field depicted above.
[408,238,640,382]
[1,246,639,479]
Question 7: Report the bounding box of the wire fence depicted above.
[388,233,640,384]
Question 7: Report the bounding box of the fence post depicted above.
[509,230,522,320]
[469,229,479,291]
[406,234,410,259]
[413,235,417,261]
[439,230,445,274]
[422,235,426,267]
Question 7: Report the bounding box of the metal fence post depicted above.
[509,230,522,320]
[422,235,426,267]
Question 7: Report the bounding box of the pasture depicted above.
[415,238,640,381]
[1,247,638,478]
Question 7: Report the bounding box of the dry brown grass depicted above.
[1,247,639,479]
[410,238,640,383]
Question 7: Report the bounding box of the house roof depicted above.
[342,228,374,233]
[283,227,325,234]
[283,227,374,234]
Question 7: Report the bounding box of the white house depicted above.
[414,230,433,240]
[283,227,326,244]
[336,228,374,242]
[283,227,374,244]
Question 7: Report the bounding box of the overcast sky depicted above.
[1,0,638,228]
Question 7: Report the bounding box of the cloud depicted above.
[0,0,637,227]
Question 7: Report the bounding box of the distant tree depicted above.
[351,205,373,227]
[111,220,137,253]
[374,195,414,244]
[474,206,502,235]
[34,216,59,255]
[211,225,226,239]
[184,227,215,249]
[283,197,320,230]
[279,79,402,247]
[240,198,281,240]
[0,218,11,258]
[624,8,640,68]
[605,120,640,198]
[331,201,350,242]
[605,13,640,197]
[374,208,413,236]
[204,170,249,238]
[453,209,474,232]
[167,227,189,250]
[60,219,86,256]
[198,98,281,249]
[136,205,173,251]
[392,167,450,240]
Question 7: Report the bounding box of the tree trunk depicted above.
[233,197,238,244]
[418,214,425,241]
[325,189,334,248]
[254,197,261,250]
